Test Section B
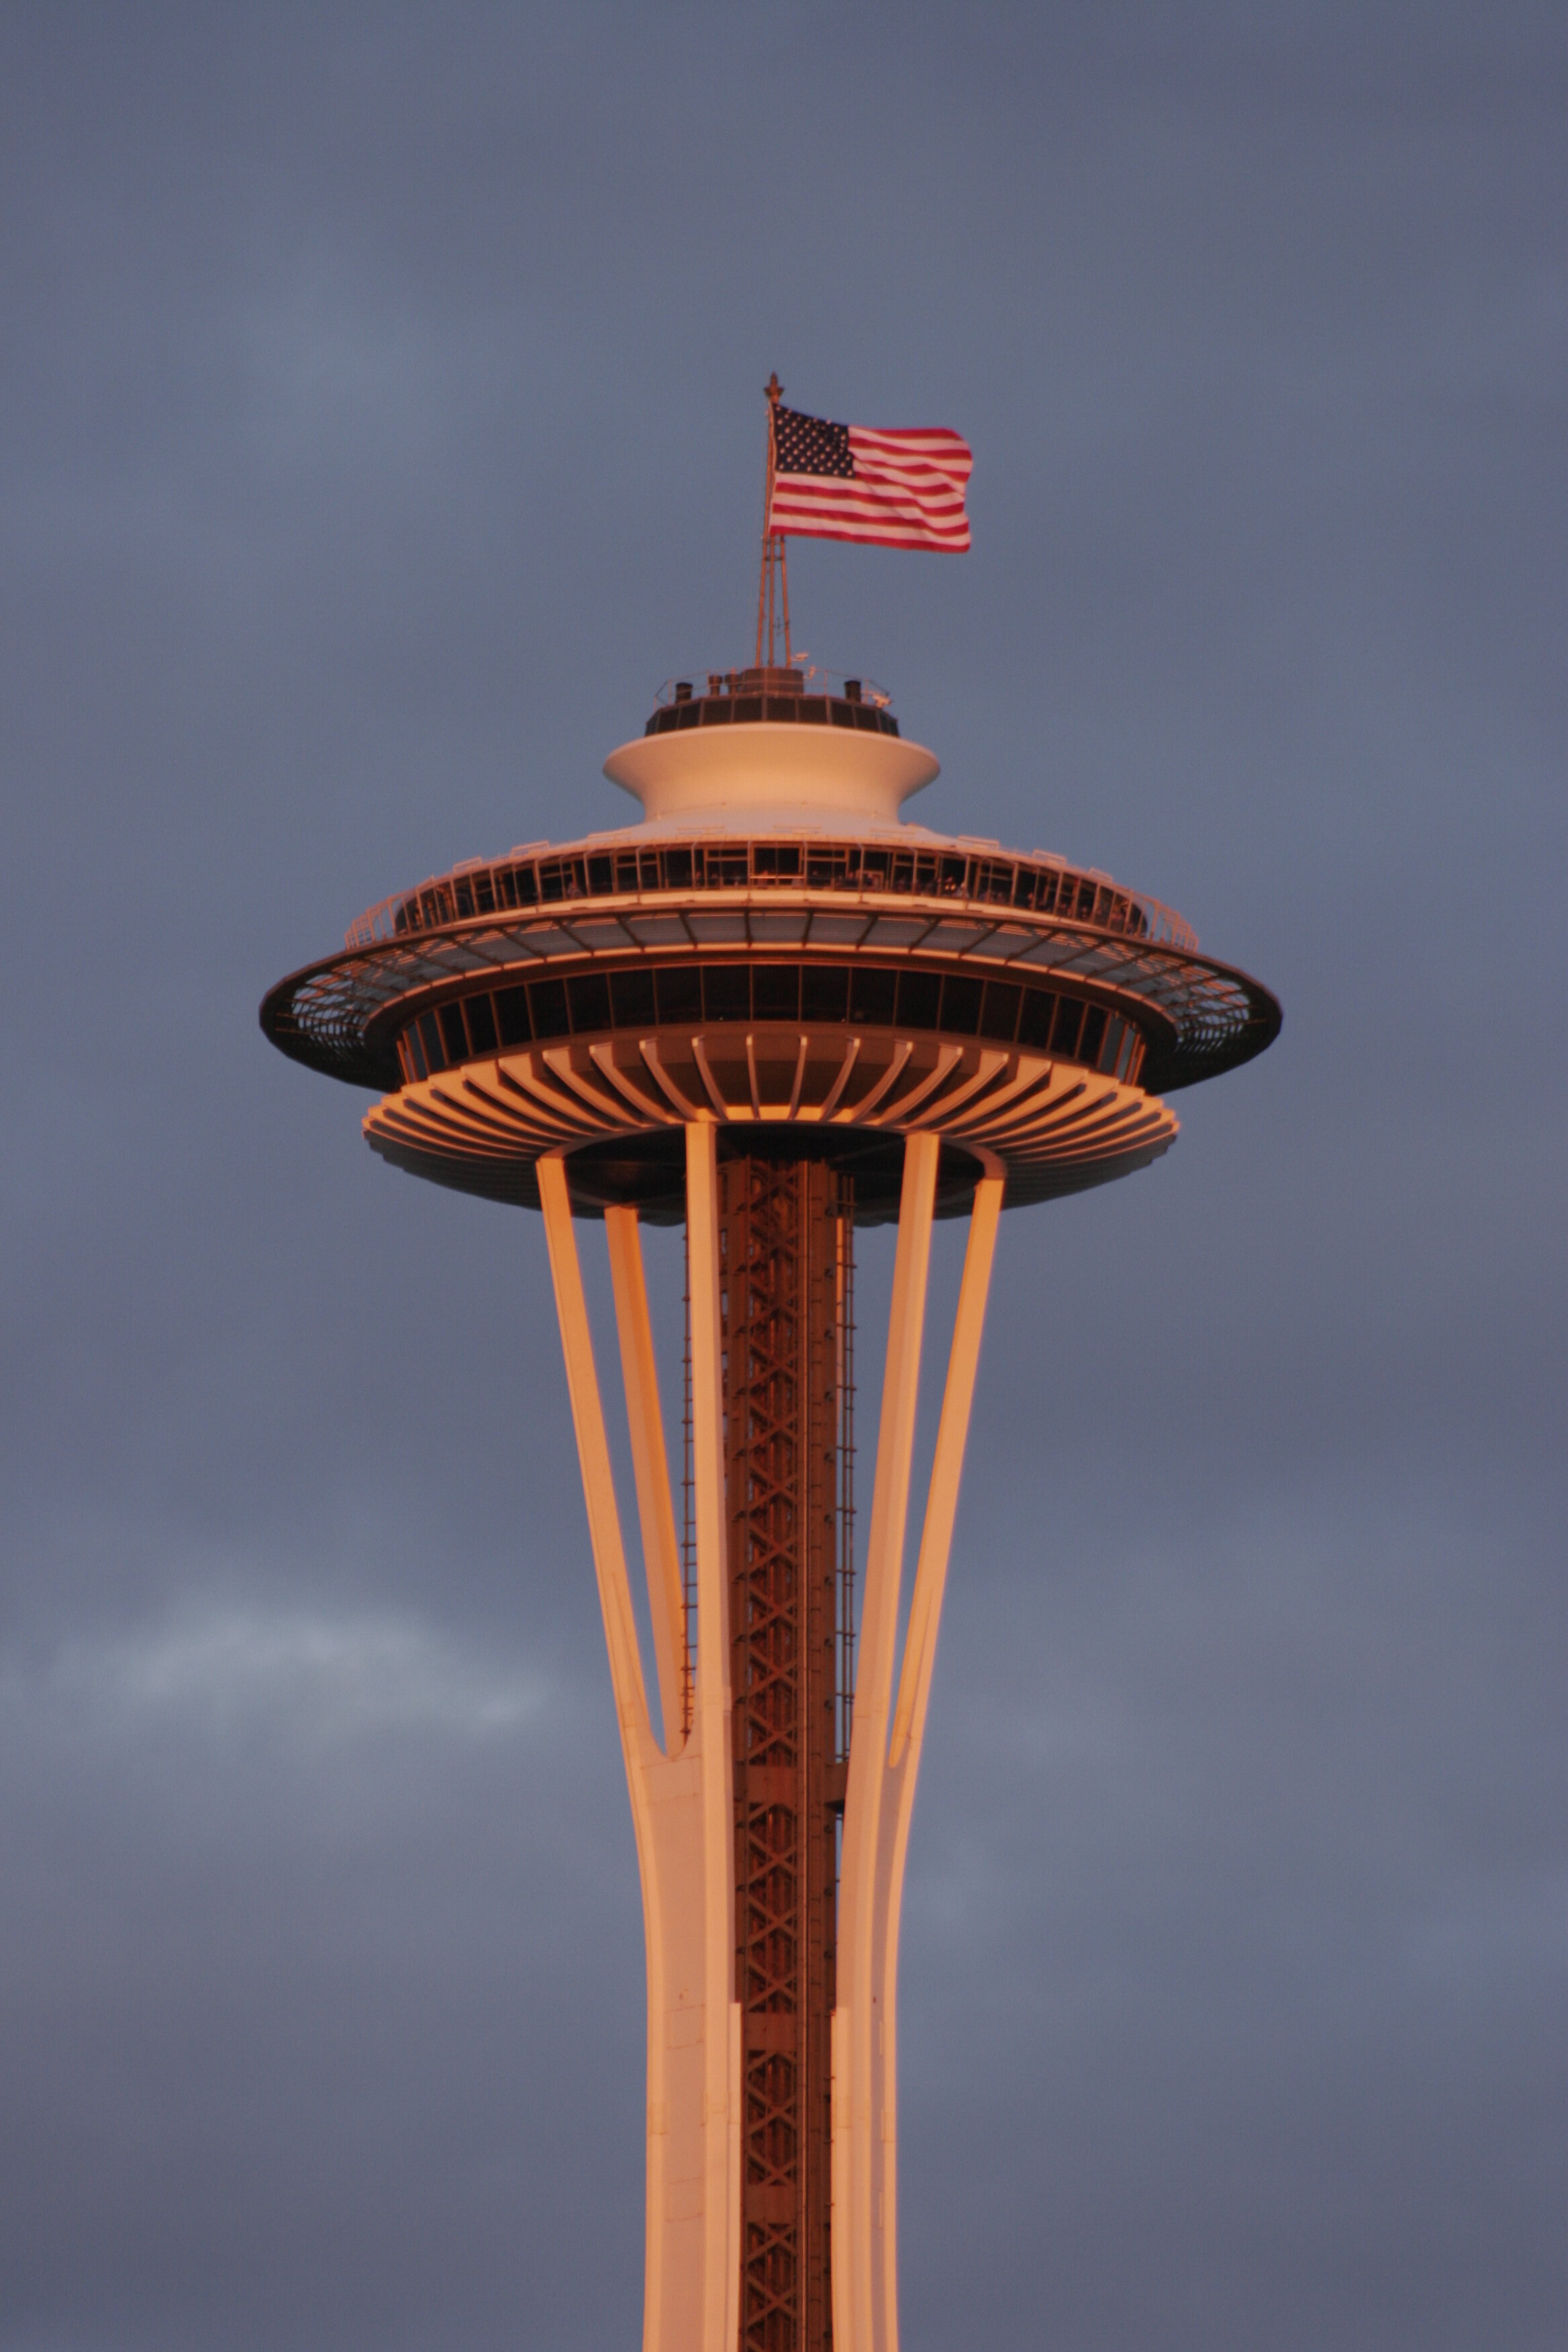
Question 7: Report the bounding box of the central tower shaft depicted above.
[720,1158,851,2352]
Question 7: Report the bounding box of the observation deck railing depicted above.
[344,834,1199,956]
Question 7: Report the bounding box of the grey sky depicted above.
[1,6,1563,2347]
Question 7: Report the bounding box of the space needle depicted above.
[261,381,1279,2352]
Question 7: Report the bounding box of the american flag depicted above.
[767,405,972,552]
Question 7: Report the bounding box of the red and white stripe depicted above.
[768,424,973,552]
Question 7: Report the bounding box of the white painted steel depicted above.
[603,722,939,827]
[834,1130,940,2352]
[889,1177,1002,1773]
[365,1033,1178,1211]
[538,1152,738,2351]
[683,1120,744,2352]
[875,1174,1003,2347]
[543,1133,1001,2350]
[605,1205,687,1755]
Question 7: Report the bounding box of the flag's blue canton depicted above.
[773,406,854,478]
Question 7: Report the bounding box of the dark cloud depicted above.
[1,4,1562,2345]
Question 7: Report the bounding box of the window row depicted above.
[645,692,900,738]
[395,962,1145,1089]
[387,838,1149,939]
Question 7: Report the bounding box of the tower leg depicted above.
[606,1204,689,1751]
[834,1157,1004,2352]
[543,1141,1002,2351]
[540,1148,739,2352]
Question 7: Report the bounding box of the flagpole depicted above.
[755,378,775,666]
[756,372,791,671]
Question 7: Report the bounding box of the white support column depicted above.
[538,1149,737,2352]
[605,1204,689,1756]
[875,1173,1003,2345]
[888,1175,1003,1773]
[683,1119,743,2352]
[543,1138,999,2352]
[834,1129,940,2352]
[832,1159,1003,2352]
[538,1154,657,1780]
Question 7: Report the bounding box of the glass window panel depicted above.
[438,1001,469,1061]
[921,920,991,953]
[466,993,498,1055]
[940,975,982,1034]
[801,965,848,1022]
[849,967,896,1026]
[517,925,577,958]
[530,977,569,1040]
[609,969,657,1028]
[979,981,1022,1042]
[417,1010,445,1072]
[1080,1005,1108,1065]
[752,964,800,1020]
[896,970,942,1029]
[1050,996,1084,1057]
[1018,989,1056,1048]
[495,986,532,1046]
[750,912,810,942]
[567,973,611,1033]
[654,966,702,1024]
[702,964,750,1022]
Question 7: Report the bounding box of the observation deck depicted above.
[260,675,1279,1222]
